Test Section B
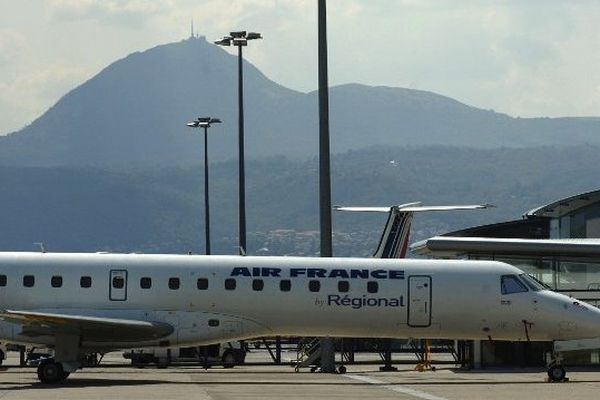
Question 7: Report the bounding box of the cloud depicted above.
[48,0,174,28]
[0,63,88,134]
[0,29,26,64]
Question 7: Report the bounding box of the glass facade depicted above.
[469,255,600,294]
[560,203,600,239]
[557,260,600,291]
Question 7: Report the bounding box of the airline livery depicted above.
[0,252,599,383]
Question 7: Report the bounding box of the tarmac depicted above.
[1,352,600,400]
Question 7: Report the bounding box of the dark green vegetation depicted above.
[1,37,599,168]
[2,145,599,256]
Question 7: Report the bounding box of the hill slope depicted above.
[1,37,600,168]
[2,145,600,256]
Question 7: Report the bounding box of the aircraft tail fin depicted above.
[335,203,491,258]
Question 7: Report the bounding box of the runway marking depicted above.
[344,374,449,400]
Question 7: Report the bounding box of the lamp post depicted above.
[215,31,262,256]
[317,0,336,374]
[187,117,222,255]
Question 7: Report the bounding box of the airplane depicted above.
[0,204,599,384]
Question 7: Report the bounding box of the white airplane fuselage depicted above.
[1,252,600,352]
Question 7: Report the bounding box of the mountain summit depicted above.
[1,37,599,168]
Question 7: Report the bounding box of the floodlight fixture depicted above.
[246,32,262,40]
[188,117,222,128]
[214,37,231,46]
[217,32,262,47]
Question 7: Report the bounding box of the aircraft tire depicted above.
[547,365,566,382]
[222,351,236,368]
[37,360,66,384]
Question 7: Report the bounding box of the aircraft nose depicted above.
[561,297,600,340]
[537,291,600,340]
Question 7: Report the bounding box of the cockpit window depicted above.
[501,275,528,294]
[520,274,549,291]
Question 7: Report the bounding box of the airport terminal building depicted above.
[414,189,600,367]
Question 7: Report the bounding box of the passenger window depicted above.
[309,280,320,292]
[501,275,528,295]
[367,281,378,294]
[23,275,35,287]
[225,278,236,290]
[338,281,349,293]
[197,278,209,290]
[112,276,125,289]
[168,277,180,290]
[80,276,92,288]
[252,279,264,291]
[51,275,63,288]
[0,275,6,287]
[280,279,291,292]
[140,277,152,289]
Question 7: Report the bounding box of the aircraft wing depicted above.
[0,309,173,342]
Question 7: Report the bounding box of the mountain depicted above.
[2,145,600,256]
[1,36,600,168]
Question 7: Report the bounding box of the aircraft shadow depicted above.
[3,376,600,390]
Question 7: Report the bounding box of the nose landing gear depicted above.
[547,364,566,382]
[546,352,568,383]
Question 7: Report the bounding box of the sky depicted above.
[1,0,600,135]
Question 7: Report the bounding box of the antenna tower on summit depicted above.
[190,18,194,38]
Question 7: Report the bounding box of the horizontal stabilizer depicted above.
[335,203,493,213]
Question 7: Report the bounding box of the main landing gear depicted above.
[37,359,70,384]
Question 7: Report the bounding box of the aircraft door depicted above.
[408,275,431,327]
[109,270,128,301]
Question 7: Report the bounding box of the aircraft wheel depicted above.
[37,360,66,384]
[338,366,347,374]
[222,351,236,368]
[547,365,566,382]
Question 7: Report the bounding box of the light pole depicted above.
[317,0,336,374]
[215,31,262,256]
[187,117,222,255]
